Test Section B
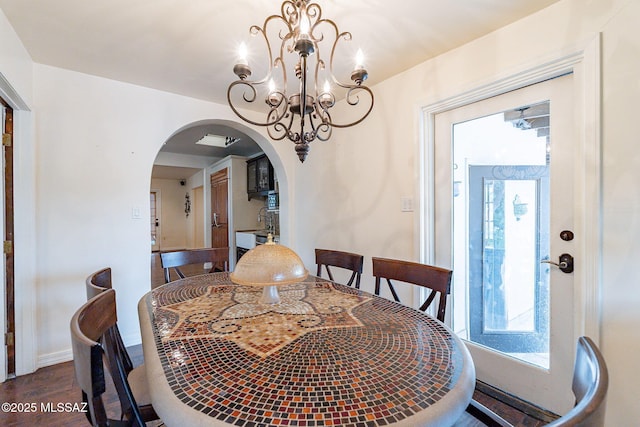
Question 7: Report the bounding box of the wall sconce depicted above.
[185,193,191,217]
[513,194,528,221]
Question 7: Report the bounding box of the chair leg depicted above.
[386,279,401,302]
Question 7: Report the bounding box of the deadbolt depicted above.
[560,230,574,241]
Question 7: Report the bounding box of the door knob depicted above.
[541,253,574,273]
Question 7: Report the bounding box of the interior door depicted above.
[210,169,229,249]
[2,97,15,376]
[434,74,576,413]
[150,190,161,252]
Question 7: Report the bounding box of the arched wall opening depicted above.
[149,118,291,269]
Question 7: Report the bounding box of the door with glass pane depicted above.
[468,165,549,353]
[434,74,576,413]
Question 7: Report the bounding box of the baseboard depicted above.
[37,333,141,369]
[121,332,142,348]
[37,348,72,368]
[475,380,559,423]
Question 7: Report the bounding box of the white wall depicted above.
[30,63,282,363]
[150,178,190,250]
[289,0,639,425]
[0,7,32,106]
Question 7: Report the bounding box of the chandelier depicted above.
[227,0,374,162]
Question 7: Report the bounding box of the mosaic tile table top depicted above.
[140,273,475,427]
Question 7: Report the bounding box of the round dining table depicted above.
[138,272,475,427]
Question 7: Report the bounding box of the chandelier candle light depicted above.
[227,0,374,162]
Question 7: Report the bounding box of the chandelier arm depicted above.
[315,119,332,141]
[306,2,322,21]
[228,81,289,127]
[267,105,294,141]
[267,105,299,142]
[272,56,288,90]
[306,111,318,136]
[251,21,290,85]
[249,25,274,78]
[329,30,356,89]
[281,1,298,28]
[310,103,332,141]
[268,123,289,141]
[313,57,325,95]
[326,86,374,129]
[305,3,324,42]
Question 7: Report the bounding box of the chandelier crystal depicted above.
[227,0,374,162]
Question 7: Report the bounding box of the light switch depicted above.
[401,197,414,212]
[131,207,142,219]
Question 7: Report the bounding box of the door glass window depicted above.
[452,101,550,368]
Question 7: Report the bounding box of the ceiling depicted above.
[0,0,561,177]
[151,122,263,179]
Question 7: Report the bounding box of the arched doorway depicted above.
[149,119,289,280]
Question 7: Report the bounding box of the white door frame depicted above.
[420,36,602,341]
[0,73,37,380]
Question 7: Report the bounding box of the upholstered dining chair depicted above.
[315,248,364,289]
[464,336,609,427]
[70,289,159,426]
[372,257,452,323]
[160,247,229,283]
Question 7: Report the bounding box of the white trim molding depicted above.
[1,74,37,381]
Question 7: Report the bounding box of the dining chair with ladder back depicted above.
[160,247,229,283]
[70,289,160,426]
[315,248,364,289]
[463,336,609,427]
[372,257,452,323]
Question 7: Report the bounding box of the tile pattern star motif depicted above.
[146,273,464,426]
[158,279,369,357]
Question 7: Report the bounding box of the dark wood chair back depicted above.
[84,267,133,373]
[464,336,608,426]
[70,289,145,427]
[160,247,229,283]
[372,257,452,322]
[315,249,364,288]
[85,267,112,300]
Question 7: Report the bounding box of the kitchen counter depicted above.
[235,229,279,249]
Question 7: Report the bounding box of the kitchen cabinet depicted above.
[247,154,275,199]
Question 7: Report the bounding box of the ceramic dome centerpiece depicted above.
[230,234,308,304]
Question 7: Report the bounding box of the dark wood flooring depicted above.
[0,253,551,426]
